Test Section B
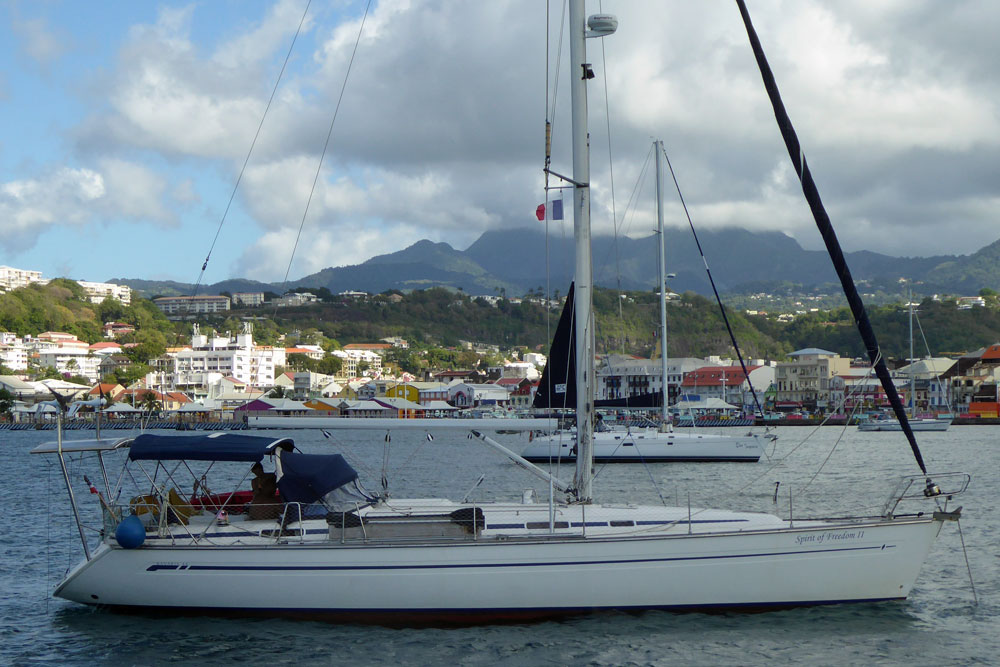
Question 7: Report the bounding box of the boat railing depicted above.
[882,472,970,518]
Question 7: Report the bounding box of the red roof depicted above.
[90,342,122,350]
[88,383,121,397]
[981,344,1000,361]
[681,365,759,387]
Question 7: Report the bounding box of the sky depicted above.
[1,0,998,286]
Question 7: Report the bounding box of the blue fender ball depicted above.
[115,515,146,549]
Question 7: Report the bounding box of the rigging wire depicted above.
[279,0,373,291]
[597,0,623,332]
[540,0,570,479]
[192,0,314,296]
[659,143,766,420]
[732,354,878,509]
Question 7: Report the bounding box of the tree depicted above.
[269,386,288,399]
[141,391,162,415]
[317,355,342,376]
[0,388,14,419]
[34,365,64,381]
[287,354,317,372]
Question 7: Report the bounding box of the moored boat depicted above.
[33,1,968,623]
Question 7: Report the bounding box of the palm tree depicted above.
[141,391,162,416]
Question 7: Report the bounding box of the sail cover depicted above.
[128,433,294,462]
[532,283,576,410]
[736,0,926,473]
[277,451,361,504]
[534,282,660,410]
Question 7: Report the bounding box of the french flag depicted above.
[535,198,564,221]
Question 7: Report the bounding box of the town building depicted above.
[153,295,231,316]
[273,292,319,308]
[331,348,383,378]
[103,322,136,339]
[0,340,28,371]
[0,265,43,291]
[447,383,509,408]
[35,347,102,382]
[232,292,265,307]
[774,348,852,411]
[152,324,278,393]
[384,381,451,405]
[679,365,774,411]
[596,354,710,406]
[76,280,132,305]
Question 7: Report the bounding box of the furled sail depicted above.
[533,282,662,410]
[736,0,927,473]
[532,282,576,410]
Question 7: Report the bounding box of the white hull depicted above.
[55,500,945,620]
[247,416,551,432]
[858,419,951,432]
[522,429,765,462]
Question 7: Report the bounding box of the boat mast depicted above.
[908,286,915,415]
[568,1,616,501]
[655,140,669,422]
[569,0,593,500]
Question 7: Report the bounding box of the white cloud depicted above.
[95,158,175,225]
[0,168,105,248]
[9,0,1000,281]
[234,225,425,281]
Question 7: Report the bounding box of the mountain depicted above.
[115,227,987,299]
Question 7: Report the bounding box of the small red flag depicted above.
[535,204,546,221]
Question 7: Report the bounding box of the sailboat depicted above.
[522,140,768,463]
[859,291,952,432]
[35,2,967,621]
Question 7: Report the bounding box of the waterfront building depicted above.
[774,348,851,411]
[680,364,774,411]
[165,324,277,392]
[596,354,710,406]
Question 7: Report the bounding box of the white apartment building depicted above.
[332,349,383,378]
[502,361,540,380]
[153,295,231,315]
[523,352,546,368]
[168,324,277,392]
[0,265,43,291]
[0,343,28,371]
[36,347,102,382]
[76,280,132,305]
[232,292,265,307]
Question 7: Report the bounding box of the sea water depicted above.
[2,426,997,665]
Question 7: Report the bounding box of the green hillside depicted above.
[3,283,998,381]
